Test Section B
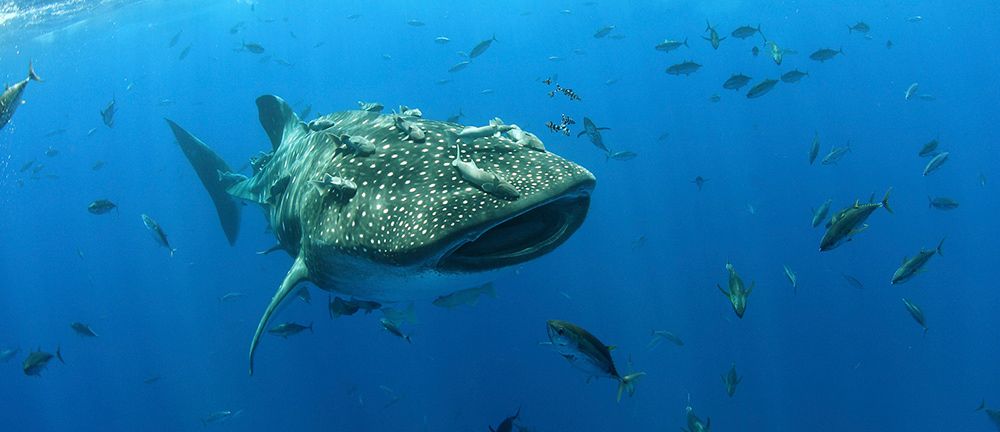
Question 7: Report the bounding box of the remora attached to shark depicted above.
[166,95,596,375]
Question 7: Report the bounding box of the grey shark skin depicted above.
[166,95,596,375]
[0,60,43,131]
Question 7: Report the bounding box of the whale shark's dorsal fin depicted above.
[256,95,305,151]
[249,254,309,375]
[165,119,242,246]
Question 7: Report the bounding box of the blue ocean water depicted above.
[1,0,998,430]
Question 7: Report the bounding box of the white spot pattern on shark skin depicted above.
[171,98,597,374]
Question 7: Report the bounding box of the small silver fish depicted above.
[606,150,637,161]
[842,273,865,290]
[432,283,498,310]
[219,292,243,303]
[811,199,832,228]
[822,141,851,165]
[381,302,418,325]
[902,298,928,337]
[267,322,313,338]
[923,152,949,176]
[545,320,644,403]
[142,214,177,257]
[646,330,683,351]
[782,265,797,294]
[722,362,742,397]
[905,83,919,100]
[70,322,99,338]
[200,410,238,426]
[380,318,412,343]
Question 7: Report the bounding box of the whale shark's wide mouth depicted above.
[437,191,592,272]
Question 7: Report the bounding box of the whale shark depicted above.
[166,95,596,375]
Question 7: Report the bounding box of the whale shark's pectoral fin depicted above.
[249,254,309,376]
[256,95,307,151]
[165,119,242,246]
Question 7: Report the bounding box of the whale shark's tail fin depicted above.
[165,119,242,246]
[256,94,305,151]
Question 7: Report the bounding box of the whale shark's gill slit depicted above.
[438,193,591,272]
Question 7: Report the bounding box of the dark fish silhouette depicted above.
[746,78,778,98]
[820,189,892,251]
[594,25,615,38]
[168,30,182,47]
[848,22,870,34]
[241,41,265,53]
[731,24,761,39]
[902,298,928,337]
[702,20,726,49]
[690,176,708,191]
[267,322,313,338]
[178,43,192,60]
[722,362,742,396]
[70,322,99,338]
[577,117,611,153]
[666,60,702,75]
[100,95,116,127]
[469,34,498,58]
[88,199,118,215]
[490,407,521,432]
[780,69,809,83]
[19,158,36,172]
[723,73,752,90]
[22,346,63,376]
[810,46,844,62]
[891,238,944,284]
[841,273,864,289]
[719,262,754,318]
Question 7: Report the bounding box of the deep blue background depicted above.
[1,0,998,430]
